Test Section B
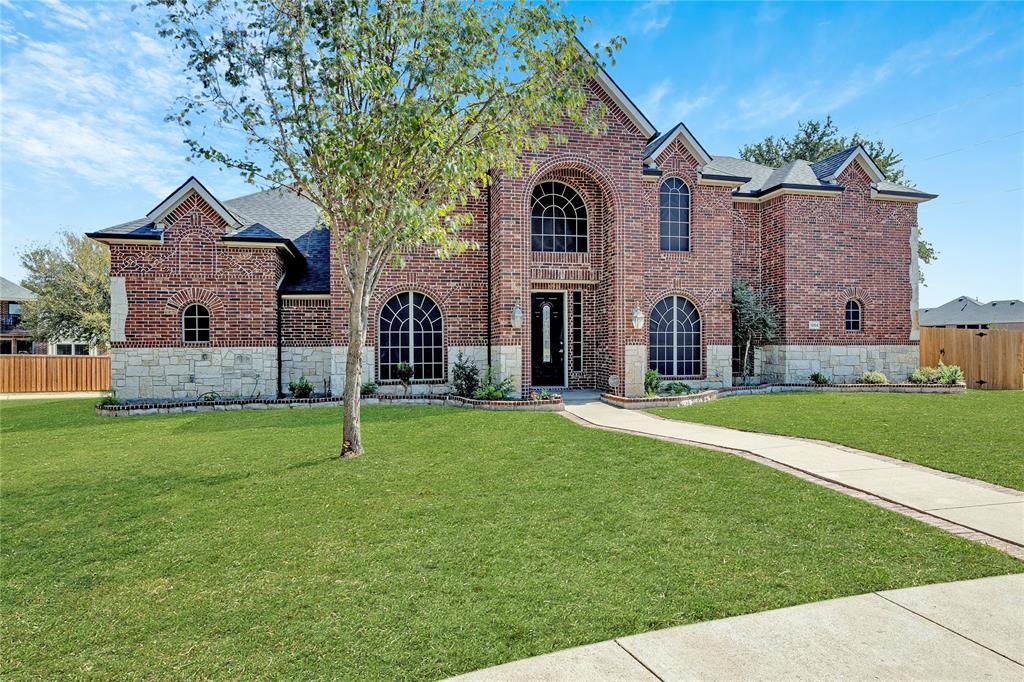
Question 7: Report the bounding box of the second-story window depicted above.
[659,177,691,252]
[531,181,588,253]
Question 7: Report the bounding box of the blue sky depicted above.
[1,0,1021,307]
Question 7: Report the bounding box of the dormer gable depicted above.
[642,122,713,168]
[147,177,242,230]
[811,144,885,184]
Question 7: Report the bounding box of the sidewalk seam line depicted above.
[926,500,1023,511]
[874,592,1024,668]
[614,639,666,682]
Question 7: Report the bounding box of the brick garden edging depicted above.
[95,393,563,416]
[448,395,564,411]
[601,382,967,410]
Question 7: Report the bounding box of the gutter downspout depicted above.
[486,178,493,370]
[276,291,283,398]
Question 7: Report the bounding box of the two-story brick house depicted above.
[87,63,935,400]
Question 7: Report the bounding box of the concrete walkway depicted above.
[562,398,1024,551]
[449,574,1024,681]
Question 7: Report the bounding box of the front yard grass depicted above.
[2,399,1020,679]
[650,391,1024,490]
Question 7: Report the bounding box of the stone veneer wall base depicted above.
[760,344,918,384]
[111,347,277,400]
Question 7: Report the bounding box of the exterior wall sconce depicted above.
[631,305,645,331]
[510,302,524,329]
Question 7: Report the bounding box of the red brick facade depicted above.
[96,75,926,398]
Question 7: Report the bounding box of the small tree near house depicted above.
[732,278,778,384]
[151,0,617,456]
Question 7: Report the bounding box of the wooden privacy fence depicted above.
[0,355,111,393]
[919,327,1024,390]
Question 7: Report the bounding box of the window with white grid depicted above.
[649,296,702,377]
[379,292,444,381]
[530,181,588,252]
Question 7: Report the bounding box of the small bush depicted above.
[289,375,314,398]
[856,371,889,385]
[908,362,965,385]
[451,352,480,397]
[361,381,379,396]
[644,369,661,397]
[908,366,942,384]
[663,381,692,395]
[199,391,221,402]
[937,362,965,385]
[97,391,120,406]
[809,372,830,386]
[473,367,514,401]
[395,362,414,394]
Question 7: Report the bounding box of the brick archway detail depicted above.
[165,287,225,314]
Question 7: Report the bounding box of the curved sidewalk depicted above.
[562,398,1024,553]
[448,574,1024,681]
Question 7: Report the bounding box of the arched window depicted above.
[845,300,862,332]
[659,177,690,252]
[649,296,702,377]
[182,303,210,343]
[379,291,444,381]
[530,181,588,253]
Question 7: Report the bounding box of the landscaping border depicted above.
[601,382,967,410]
[95,393,564,416]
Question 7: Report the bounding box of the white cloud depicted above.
[631,1,673,36]
[0,3,195,198]
[640,79,716,129]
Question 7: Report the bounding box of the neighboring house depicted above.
[87,62,935,400]
[920,296,1024,331]
[1,276,102,356]
[0,277,45,355]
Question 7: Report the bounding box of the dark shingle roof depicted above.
[89,185,329,294]
[810,146,859,180]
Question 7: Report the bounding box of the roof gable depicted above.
[811,145,884,184]
[147,177,242,228]
[575,38,656,139]
[643,122,713,167]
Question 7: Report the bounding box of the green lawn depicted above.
[650,391,1024,490]
[2,400,1020,680]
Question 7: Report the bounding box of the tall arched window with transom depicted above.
[378,292,444,382]
[649,296,702,377]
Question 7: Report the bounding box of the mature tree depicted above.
[740,116,936,276]
[18,231,110,348]
[151,0,614,456]
[731,278,777,385]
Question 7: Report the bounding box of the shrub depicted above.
[644,369,661,397]
[908,366,942,384]
[856,371,889,385]
[97,391,120,406]
[809,372,830,386]
[289,375,314,399]
[395,362,414,395]
[361,381,379,396]
[663,381,692,395]
[908,362,965,385]
[473,367,514,401]
[937,362,965,385]
[451,352,480,397]
[199,391,221,402]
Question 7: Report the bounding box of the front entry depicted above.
[531,292,565,387]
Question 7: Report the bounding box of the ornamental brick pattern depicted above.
[109,193,283,349]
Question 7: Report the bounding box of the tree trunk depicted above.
[341,277,371,458]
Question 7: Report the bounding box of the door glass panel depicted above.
[542,303,551,363]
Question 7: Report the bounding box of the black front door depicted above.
[531,292,565,386]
